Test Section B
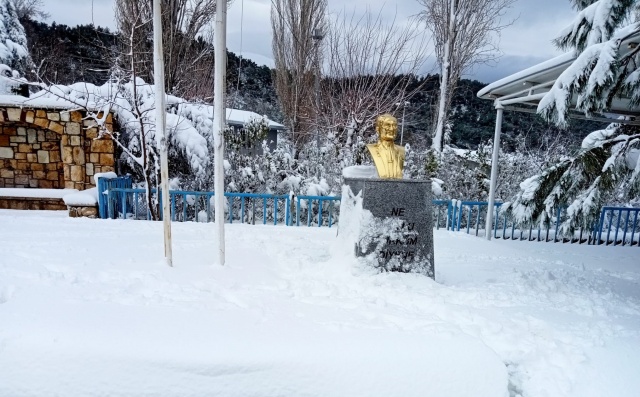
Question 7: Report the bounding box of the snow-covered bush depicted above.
[508,123,640,232]
[0,0,28,75]
[0,0,29,95]
[0,62,25,94]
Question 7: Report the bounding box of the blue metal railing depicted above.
[449,200,503,236]
[295,195,341,227]
[106,188,291,225]
[99,186,638,247]
[449,201,599,244]
[596,206,640,247]
[97,176,132,219]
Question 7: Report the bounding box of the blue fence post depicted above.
[170,193,176,221]
[286,195,291,226]
[97,177,107,219]
[241,197,246,224]
[121,190,127,220]
[494,205,500,239]
[622,209,631,246]
[553,207,561,243]
[605,209,613,245]
[613,209,622,246]
[598,208,605,245]
[329,200,334,228]
[631,210,639,247]
[263,197,267,225]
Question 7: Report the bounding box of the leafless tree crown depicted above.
[320,9,430,143]
[271,0,327,147]
[12,0,49,20]
[417,0,514,151]
[114,0,224,100]
[417,0,514,81]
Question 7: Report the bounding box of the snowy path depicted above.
[0,210,638,397]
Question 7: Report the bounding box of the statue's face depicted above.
[377,116,398,142]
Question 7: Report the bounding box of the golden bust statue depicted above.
[366,113,405,179]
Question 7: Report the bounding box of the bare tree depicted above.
[114,0,224,100]
[319,9,430,150]
[417,0,514,152]
[12,0,49,20]
[271,0,327,151]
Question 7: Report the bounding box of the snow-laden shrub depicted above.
[0,0,28,75]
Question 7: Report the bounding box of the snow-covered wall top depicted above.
[0,94,80,110]
[0,91,284,130]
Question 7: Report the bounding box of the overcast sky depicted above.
[42,0,576,83]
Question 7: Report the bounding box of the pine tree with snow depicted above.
[507,0,640,234]
[0,0,28,72]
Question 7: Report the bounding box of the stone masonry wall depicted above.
[0,197,67,210]
[0,107,115,190]
[0,124,62,188]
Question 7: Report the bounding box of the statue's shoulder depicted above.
[396,144,405,155]
[366,143,378,151]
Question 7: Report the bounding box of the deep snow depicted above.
[0,210,639,397]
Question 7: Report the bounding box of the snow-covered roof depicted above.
[226,108,284,129]
[477,32,640,117]
[0,93,284,130]
[0,94,81,110]
[477,53,574,102]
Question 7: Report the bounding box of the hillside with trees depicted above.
[21,19,603,152]
[7,11,615,206]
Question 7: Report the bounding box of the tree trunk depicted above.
[432,0,455,153]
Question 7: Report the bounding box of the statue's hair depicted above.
[375,113,397,129]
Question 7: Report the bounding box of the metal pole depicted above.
[213,0,227,266]
[400,103,406,145]
[312,29,324,149]
[315,39,320,148]
[153,0,172,266]
[485,102,504,240]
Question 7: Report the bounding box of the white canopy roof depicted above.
[477,32,640,118]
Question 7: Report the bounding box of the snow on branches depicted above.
[522,0,640,230]
[507,124,640,232]
[30,78,209,178]
[555,0,635,51]
[539,0,640,126]
[0,0,28,72]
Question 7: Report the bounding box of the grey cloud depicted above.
[466,55,552,84]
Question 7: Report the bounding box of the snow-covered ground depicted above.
[0,209,639,397]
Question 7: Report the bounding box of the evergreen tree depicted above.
[508,0,640,233]
[0,0,28,74]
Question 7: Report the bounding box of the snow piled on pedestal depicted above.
[1,210,640,397]
[342,165,378,178]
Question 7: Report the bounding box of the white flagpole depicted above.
[153,0,173,266]
[213,0,227,266]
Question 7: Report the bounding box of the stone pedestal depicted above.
[343,177,434,278]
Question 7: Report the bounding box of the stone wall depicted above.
[0,196,67,210]
[0,107,115,190]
